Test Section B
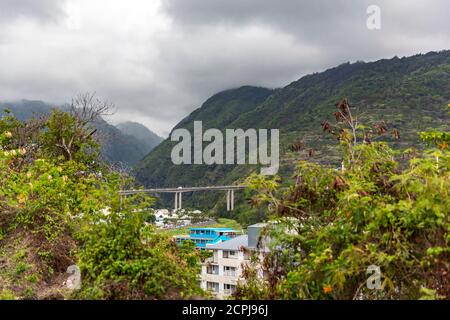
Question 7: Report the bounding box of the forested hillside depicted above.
[135,51,450,216]
[116,121,163,156]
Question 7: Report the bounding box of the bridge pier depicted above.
[231,190,234,210]
[174,192,183,211]
[174,192,178,210]
[226,189,235,211]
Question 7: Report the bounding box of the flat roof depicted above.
[174,236,218,241]
[190,227,236,231]
[205,235,248,250]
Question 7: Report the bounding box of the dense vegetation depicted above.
[0,104,203,300]
[235,101,449,300]
[135,51,450,225]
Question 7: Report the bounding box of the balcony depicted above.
[223,284,236,296]
[206,265,219,275]
[223,289,235,295]
[223,270,236,277]
[206,281,220,293]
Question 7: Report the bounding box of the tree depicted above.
[40,92,113,162]
[419,105,450,150]
[76,210,204,300]
[1,102,204,300]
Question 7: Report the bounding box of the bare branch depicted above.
[69,92,116,125]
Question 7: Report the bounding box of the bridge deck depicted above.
[119,185,247,196]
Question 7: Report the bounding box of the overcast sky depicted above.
[0,0,449,136]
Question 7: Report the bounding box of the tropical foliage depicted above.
[236,100,449,300]
[0,105,202,300]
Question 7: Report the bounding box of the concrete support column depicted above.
[226,189,235,211]
[174,192,178,211]
[231,190,234,210]
[179,192,182,210]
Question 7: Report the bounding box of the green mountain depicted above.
[135,86,274,187]
[116,121,163,155]
[135,51,450,213]
[93,118,153,168]
[0,100,153,168]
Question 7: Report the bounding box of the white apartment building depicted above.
[200,223,268,299]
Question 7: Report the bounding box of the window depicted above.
[207,281,219,293]
[224,284,236,295]
[207,265,219,275]
[223,250,237,259]
[223,266,236,277]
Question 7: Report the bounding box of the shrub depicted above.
[237,100,449,300]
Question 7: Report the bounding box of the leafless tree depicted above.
[69,92,115,125]
[54,92,115,161]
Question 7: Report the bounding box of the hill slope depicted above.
[135,51,450,212]
[135,86,274,188]
[116,121,163,155]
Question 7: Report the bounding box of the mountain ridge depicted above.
[116,121,163,156]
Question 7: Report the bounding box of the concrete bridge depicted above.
[119,185,247,211]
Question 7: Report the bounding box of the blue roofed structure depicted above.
[174,227,239,249]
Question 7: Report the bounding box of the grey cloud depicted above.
[0,0,65,22]
[163,0,450,57]
[0,0,449,136]
[163,0,450,36]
